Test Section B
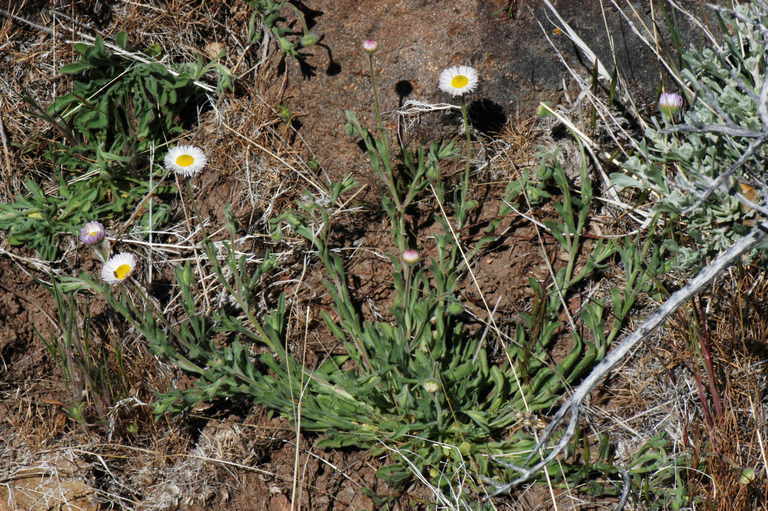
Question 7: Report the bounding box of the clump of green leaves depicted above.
[112,139,663,496]
[613,3,768,269]
[627,435,692,510]
[246,0,320,58]
[63,241,289,416]
[569,432,692,510]
[40,283,135,428]
[49,34,202,166]
[267,156,642,488]
[0,34,222,258]
[0,178,111,260]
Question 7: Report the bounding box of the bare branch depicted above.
[661,123,764,138]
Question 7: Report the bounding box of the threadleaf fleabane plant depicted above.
[101,253,137,284]
[164,145,207,177]
[121,47,664,498]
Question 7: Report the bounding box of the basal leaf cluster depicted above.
[0,34,214,258]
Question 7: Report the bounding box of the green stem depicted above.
[460,104,472,218]
[365,52,406,248]
[367,53,384,136]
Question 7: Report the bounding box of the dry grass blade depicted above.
[0,109,11,189]
[540,0,612,86]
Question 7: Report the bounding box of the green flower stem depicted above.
[364,51,409,250]
[367,52,384,137]
[460,103,472,225]
[403,263,413,312]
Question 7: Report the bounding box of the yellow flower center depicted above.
[113,264,133,280]
[451,75,469,89]
[175,154,194,167]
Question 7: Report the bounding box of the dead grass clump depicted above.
[671,268,768,510]
[603,266,768,509]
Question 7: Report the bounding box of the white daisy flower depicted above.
[164,145,207,177]
[101,252,137,284]
[438,66,478,97]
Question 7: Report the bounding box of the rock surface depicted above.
[286,0,717,180]
[0,470,97,511]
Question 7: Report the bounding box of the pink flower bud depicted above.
[79,221,105,245]
[401,249,420,264]
[362,39,378,53]
[659,92,683,118]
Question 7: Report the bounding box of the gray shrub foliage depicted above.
[614,1,768,269]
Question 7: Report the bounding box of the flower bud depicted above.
[79,221,105,245]
[659,92,683,118]
[739,467,756,485]
[401,249,420,265]
[362,39,378,53]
